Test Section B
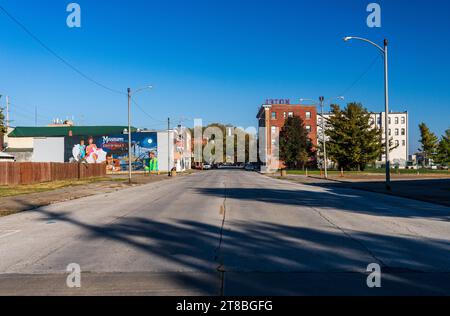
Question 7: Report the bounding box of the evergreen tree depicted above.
[418,123,439,165]
[279,116,313,169]
[326,103,382,171]
[436,128,450,166]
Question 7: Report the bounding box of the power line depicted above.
[9,102,52,121]
[131,97,166,124]
[0,4,125,96]
[339,54,382,97]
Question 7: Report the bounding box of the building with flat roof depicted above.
[5,126,134,162]
[4,125,192,172]
[317,111,409,168]
[257,100,317,170]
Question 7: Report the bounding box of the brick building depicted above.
[257,100,317,170]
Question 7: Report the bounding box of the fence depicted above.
[0,162,106,186]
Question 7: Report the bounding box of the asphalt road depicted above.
[0,169,449,296]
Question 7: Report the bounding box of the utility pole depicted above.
[319,96,328,179]
[383,39,391,190]
[168,117,171,176]
[125,85,152,183]
[127,88,132,184]
[5,95,9,131]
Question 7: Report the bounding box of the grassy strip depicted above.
[0,177,126,198]
[287,169,450,175]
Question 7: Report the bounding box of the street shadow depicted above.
[196,186,450,221]
[9,201,449,295]
[307,178,450,207]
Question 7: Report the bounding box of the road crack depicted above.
[309,205,387,268]
[214,181,228,296]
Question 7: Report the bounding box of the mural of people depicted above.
[85,136,107,164]
[67,132,157,167]
[145,151,159,175]
[86,136,98,162]
[72,139,86,162]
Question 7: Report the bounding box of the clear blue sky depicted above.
[1,0,449,153]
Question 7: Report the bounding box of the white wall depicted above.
[378,112,409,167]
[7,136,34,149]
[32,137,65,163]
[157,131,175,172]
[318,111,409,167]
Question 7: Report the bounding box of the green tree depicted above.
[189,123,255,164]
[0,107,6,134]
[418,123,439,166]
[279,116,313,169]
[326,103,382,171]
[436,128,450,166]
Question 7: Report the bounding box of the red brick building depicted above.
[257,100,317,170]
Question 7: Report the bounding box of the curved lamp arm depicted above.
[344,36,385,54]
[132,85,153,96]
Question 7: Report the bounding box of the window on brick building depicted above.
[271,112,277,120]
[306,125,311,133]
[306,112,311,119]
[288,112,294,118]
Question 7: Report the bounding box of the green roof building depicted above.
[8,126,136,138]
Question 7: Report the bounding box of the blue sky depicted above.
[0,0,449,153]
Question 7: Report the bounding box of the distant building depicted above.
[317,111,409,168]
[257,101,317,170]
[5,125,192,172]
[6,126,133,162]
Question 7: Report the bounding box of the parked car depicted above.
[203,164,212,170]
[244,164,255,171]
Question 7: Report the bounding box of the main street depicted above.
[0,169,449,295]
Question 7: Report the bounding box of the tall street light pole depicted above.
[168,117,171,177]
[300,96,344,180]
[127,85,153,184]
[319,96,328,179]
[344,37,391,190]
[127,88,132,184]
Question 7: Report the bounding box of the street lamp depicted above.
[300,96,344,179]
[344,36,391,190]
[127,85,153,183]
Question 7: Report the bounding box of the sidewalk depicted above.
[0,173,187,217]
[271,173,450,207]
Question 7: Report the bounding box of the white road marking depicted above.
[0,230,21,239]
